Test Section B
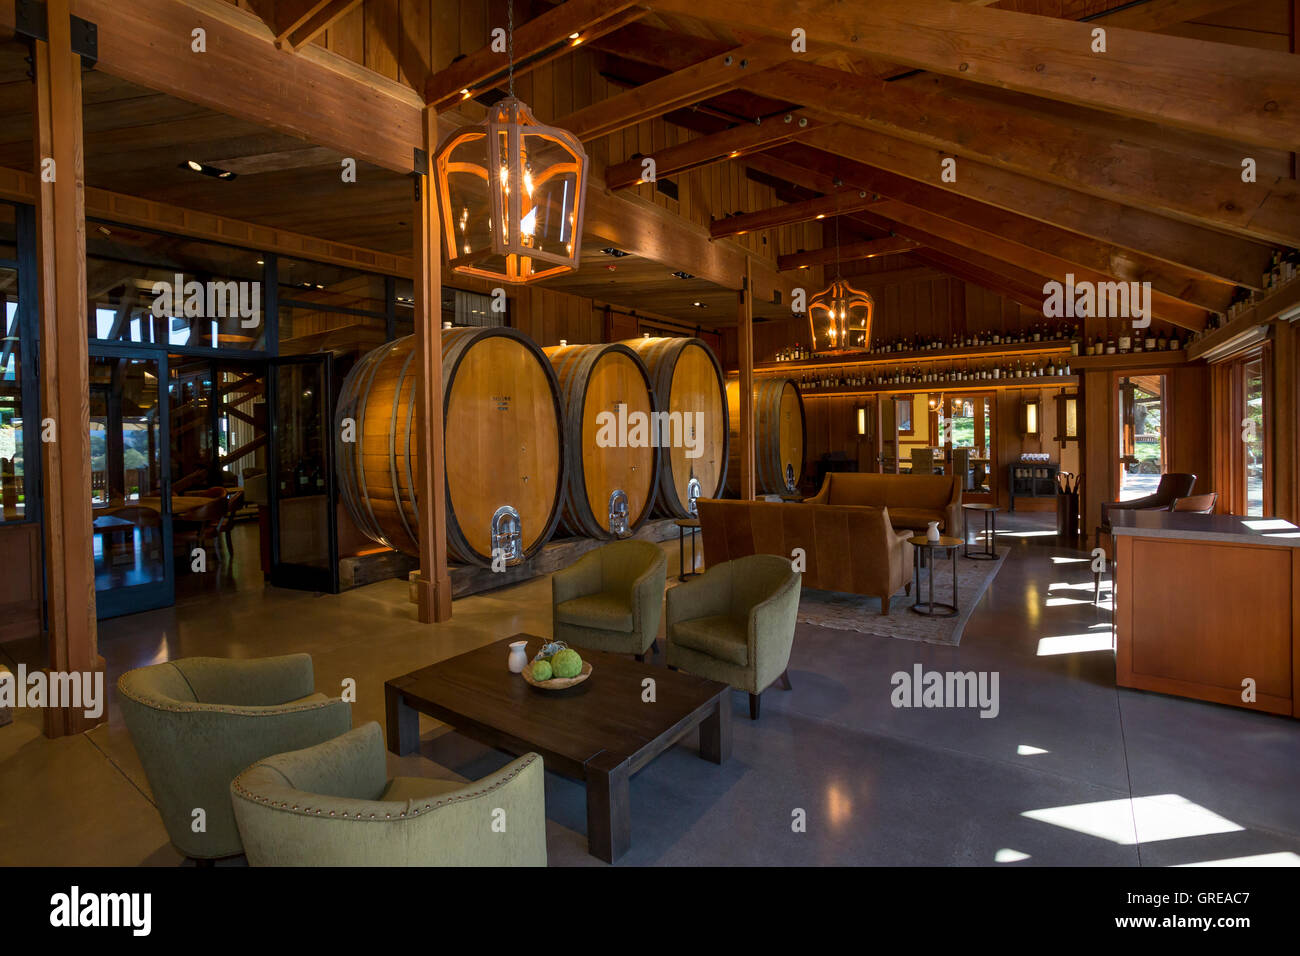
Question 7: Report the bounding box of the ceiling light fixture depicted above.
[434,0,588,284]
[180,160,237,181]
[808,215,873,354]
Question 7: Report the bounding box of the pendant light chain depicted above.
[507,0,515,98]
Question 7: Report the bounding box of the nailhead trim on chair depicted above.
[116,675,341,716]
[230,753,538,821]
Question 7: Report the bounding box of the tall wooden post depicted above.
[412,107,452,622]
[31,0,104,735]
[737,259,756,500]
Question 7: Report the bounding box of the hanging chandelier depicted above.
[807,216,874,353]
[434,1,588,284]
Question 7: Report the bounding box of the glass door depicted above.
[89,351,173,617]
[268,354,338,592]
[940,392,995,501]
[1117,374,1166,500]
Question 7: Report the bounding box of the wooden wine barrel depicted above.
[618,336,729,517]
[336,327,565,566]
[724,376,806,496]
[543,343,659,538]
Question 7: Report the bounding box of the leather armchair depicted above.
[806,472,962,536]
[1099,472,1197,530]
[552,539,667,659]
[698,498,913,613]
[231,722,547,866]
[117,654,352,861]
[666,554,802,720]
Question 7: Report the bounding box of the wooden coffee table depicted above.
[384,634,732,863]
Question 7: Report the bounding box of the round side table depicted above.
[908,535,962,617]
[962,503,999,560]
[674,517,701,581]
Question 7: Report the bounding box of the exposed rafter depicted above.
[778,236,919,272]
[605,111,823,190]
[739,62,1300,248]
[709,189,886,240]
[424,0,647,111]
[795,126,1274,290]
[747,149,1237,314]
[553,37,796,141]
[647,0,1300,148]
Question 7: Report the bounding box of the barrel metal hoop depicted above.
[390,345,420,552]
[353,343,395,549]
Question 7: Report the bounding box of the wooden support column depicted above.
[412,107,452,623]
[31,0,104,736]
[737,260,756,500]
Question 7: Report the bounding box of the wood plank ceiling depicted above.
[1,0,1296,330]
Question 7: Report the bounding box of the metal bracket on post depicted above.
[411,147,428,200]
[70,15,97,68]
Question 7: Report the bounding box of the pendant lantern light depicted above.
[434,0,588,284]
[808,216,874,353]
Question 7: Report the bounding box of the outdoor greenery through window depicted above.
[1118,374,1166,500]
[1243,356,1265,516]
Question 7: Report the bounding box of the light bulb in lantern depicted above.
[520,208,538,238]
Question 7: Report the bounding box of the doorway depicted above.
[89,350,173,617]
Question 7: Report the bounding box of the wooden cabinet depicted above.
[1114,518,1300,717]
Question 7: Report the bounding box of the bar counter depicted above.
[1111,511,1300,717]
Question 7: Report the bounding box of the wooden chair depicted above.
[951,447,972,491]
[1172,493,1218,514]
[174,496,228,558]
[910,448,935,477]
[215,488,245,554]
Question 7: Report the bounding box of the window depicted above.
[1242,356,1265,516]
[895,397,913,435]
[87,222,267,351]
[1117,374,1166,501]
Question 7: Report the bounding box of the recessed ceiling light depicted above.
[692,301,707,308]
[256,258,265,266]
[180,160,237,181]
[671,271,695,280]
[602,247,629,258]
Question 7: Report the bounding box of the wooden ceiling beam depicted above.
[778,236,919,272]
[709,188,886,240]
[750,148,1236,313]
[425,0,647,111]
[584,167,799,307]
[792,126,1274,291]
[913,250,1050,315]
[740,62,1300,248]
[865,200,1210,329]
[18,0,425,175]
[272,0,362,52]
[553,37,796,142]
[647,0,1300,149]
[605,110,823,190]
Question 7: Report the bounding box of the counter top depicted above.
[1110,510,1300,547]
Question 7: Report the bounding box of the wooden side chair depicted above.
[1172,493,1218,514]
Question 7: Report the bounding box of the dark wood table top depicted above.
[386,634,729,780]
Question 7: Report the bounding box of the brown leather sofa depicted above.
[806,472,962,535]
[697,498,914,614]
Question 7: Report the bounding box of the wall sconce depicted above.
[1056,391,1079,442]
[857,405,867,436]
[1021,396,1041,438]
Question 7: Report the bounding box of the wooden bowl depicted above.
[520,660,593,691]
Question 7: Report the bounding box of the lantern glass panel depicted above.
[441,133,494,263]
[519,129,581,262]
[808,278,873,354]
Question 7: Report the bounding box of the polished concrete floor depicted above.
[2,515,1299,866]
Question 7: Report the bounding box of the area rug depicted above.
[795,551,1006,646]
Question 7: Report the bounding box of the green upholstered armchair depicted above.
[117,654,351,861]
[666,554,801,720]
[552,539,668,660]
[231,722,547,866]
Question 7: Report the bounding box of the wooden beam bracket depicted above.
[15,0,97,65]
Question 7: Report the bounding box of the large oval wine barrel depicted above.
[336,327,565,566]
[725,376,806,496]
[618,336,728,517]
[543,343,659,538]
